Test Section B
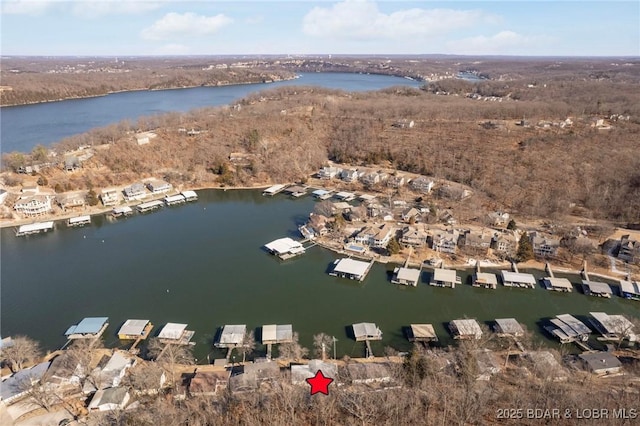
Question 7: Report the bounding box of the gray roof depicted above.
[91,387,129,406]
[262,324,293,343]
[579,352,622,372]
[118,319,150,336]
[494,318,524,336]
[218,324,246,346]
[582,280,613,295]
[395,267,421,283]
[333,258,370,277]
[291,360,338,384]
[433,268,458,283]
[65,317,108,335]
[352,322,382,340]
[0,361,51,401]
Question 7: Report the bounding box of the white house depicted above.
[14,195,53,216]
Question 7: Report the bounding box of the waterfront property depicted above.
[65,317,109,340]
[117,319,153,340]
[391,266,421,286]
[164,194,186,206]
[449,319,483,340]
[146,179,172,195]
[181,190,198,201]
[311,189,332,200]
[429,268,460,288]
[541,277,573,292]
[136,200,164,213]
[123,183,147,201]
[68,215,91,227]
[579,352,622,376]
[407,324,438,343]
[15,221,54,236]
[100,188,120,206]
[157,323,195,345]
[283,185,307,198]
[215,325,247,348]
[111,206,133,218]
[545,314,591,344]
[494,318,525,338]
[14,194,53,217]
[264,237,305,260]
[352,322,383,341]
[261,324,293,345]
[581,280,613,298]
[473,272,498,289]
[334,191,356,202]
[501,271,536,288]
[263,184,286,196]
[291,360,338,385]
[329,258,374,281]
[619,278,640,300]
[589,312,636,341]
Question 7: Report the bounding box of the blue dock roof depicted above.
[65,317,108,335]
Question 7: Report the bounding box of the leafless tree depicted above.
[312,333,333,360]
[277,332,309,362]
[1,335,42,373]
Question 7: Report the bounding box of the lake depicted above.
[2,189,638,360]
[0,72,422,154]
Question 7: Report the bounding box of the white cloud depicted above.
[141,12,233,41]
[303,0,498,40]
[446,31,554,55]
[1,0,54,15]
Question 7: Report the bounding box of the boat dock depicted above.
[407,324,438,344]
[263,184,286,196]
[541,263,573,292]
[16,221,54,237]
[473,263,497,289]
[117,319,154,353]
[329,258,375,282]
[181,190,198,201]
[352,322,382,357]
[501,270,536,288]
[262,324,293,359]
[136,199,164,213]
[157,322,195,346]
[449,319,483,340]
[64,317,109,347]
[545,314,592,345]
[311,189,332,200]
[283,185,307,198]
[164,194,186,206]
[111,206,133,218]
[68,215,91,227]
[429,268,460,288]
[264,237,306,260]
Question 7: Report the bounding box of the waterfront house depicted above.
[0,361,51,404]
[56,192,86,211]
[579,352,622,376]
[340,169,360,183]
[354,224,395,248]
[461,230,491,253]
[619,279,640,300]
[581,280,613,298]
[449,319,483,340]
[391,266,421,286]
[88,387,130,411]
[401,207,420,223]
[430,268,460,288]
[618,235,640,263]
[145,178,172,194]
[14,194,53,216]
[473,349,502,381]
[83,351,136,393]
[183,370,230,397]
[307,213,330,237]
[100,188,120,206]
[400,226,427,247]
[317,166,342,180]
[291,360,338,385]
[329,258,373,281]
[361,171,388,187]
[487,211,510,227]
[334,191,356,201]
[530,232,560,257]
[387,174,406,188]
[492,233,516,255]
[283,185,307,197]
[430,229,459,254]
[439,210,457,225]
[410,176,435,193]
[123,182,147,201]
[41,352,84,391]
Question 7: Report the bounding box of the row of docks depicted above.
[15,191,198,236]
[262,184,361,203]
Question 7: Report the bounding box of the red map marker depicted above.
[306,369,334,395]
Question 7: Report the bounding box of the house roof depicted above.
[291,360,338,384]
[0,361,51,402]
[65,317,108,335]
[118,319,150,336]
[158,323,188,340]
[579,352,622,372]
[89,387,129,408]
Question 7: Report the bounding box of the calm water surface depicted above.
[2,190,638,360]
[0,72,421,153]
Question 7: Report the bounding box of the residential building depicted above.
[354,224,395,248]
[530,232,560,257]
[101,188,120,206]
[88,387,130,411]
[387,174,405,188]
[317,166,342,180]
[618,235,640,263]
[579,352,622,376]
[123,183,147,201]
[487,211,510,227]
[492,233,516,254]
[462,230,491,253]
[410,176,435,193]
[431,229,459,254]
[360,171,388,187]
[145,179,172,194]
[340,169,360,183]
[134,132,157,146]
[0,189,7,205]
[400,226,427,247]
[56,192,86,210]
[307,213,330,237]
[401,207,420,223]
[14,195,53,216]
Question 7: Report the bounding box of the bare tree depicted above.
[147,338,194,387]
[312,333,333,360]
[1,335,42,373]
[237,331,256,363]
[277,332,309,362]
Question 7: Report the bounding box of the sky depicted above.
[1,0,639,56]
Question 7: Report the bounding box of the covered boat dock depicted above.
[263,184,286,196]
[449,319,483,340]
[68,215,91,227]
[501,271,536,288]
[581,280,613,298]
[264,237,306,260]
[391,266,421,286]
[157,322,195,346]
[407,324,438,343]
[16,221,54,236]
[429,268,460,288]
[329,258,374,281]
[65,317,109,342]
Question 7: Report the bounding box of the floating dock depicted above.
[589,312,636,341]
[263,184,286,196]
[215,324,247,348]
[391,266,421,286]
[111,206,133,218]
[157,323,195,346]
[329,258,374,281]
[262,324,294,359]
[473,271,498,289]
[283,185,307,198]
[429,268,460,288]
[311,189,332,200]
[407,324,438,343]
[581,280,613,298]
[545,314,591,344]
[16,221,54,236]
[501,271,536,288]
[494,318,525,337]
[181,190,198,201]
[117,319,153,340]
[136,200,164,213]
[541,263,573,292]
[352,322,382,357]
[619,278,640,301]
[68,215,91,227]
[334,191,356,202]
[164,194,186,206]
[449,319,483,340]
[264,237,306,260]
[64,317,109,343]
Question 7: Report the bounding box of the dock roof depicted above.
[475,272,498,286]
[165,194,185,203]
[352,322,382,340]
[555,314,591,336]
[581,280,613,295]
[68,215,91,224]
[590,312,635,335]
[158,323,188,340]
[137,200,164,210]
[544,277,573,290]
[494,318,525,336]
[312,189,330,197]
[263,184,286,194]
[395,267,421,283]
[433,268,458,283]
[262,324,293,343]
[333,258,371,277]
[17,221,54,233]
[219,324,246,346]
[118,319,150,336]
[65,317,108,335]
[181,190,198,199]
[264,237,304,255]
[450,319,483,338]
[619,279,640,296]
[501,271,537,285]
[409,324,437,340]
[113,206,133,214]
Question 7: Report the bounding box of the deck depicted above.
[16,221,54,236]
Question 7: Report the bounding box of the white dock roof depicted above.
[352,322,382,340]
[118,319,150,336]
[165,194,185,203]
[68,215,91,224]
[219,324,246,345]
[582,280,613,295]
[158,323,187,340]
[556,314,591,335]
[433,268,458,283]
[262,324,293,343]
[590,312,635,335]
[495,318,525,336]
[334,191,355,200]
[181,190,198,199]
[501,271,537,285]
[137,200,164,209]
[395,267,421,283]
[264,237,304,255]
[450,319,483,338]
[545,277,573,290]
[113,206,132,214]
[333,258,371,277]
[475,272,498,285]
[263,184,286,194]
[619,279,640,296]
[17,221,54,233]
